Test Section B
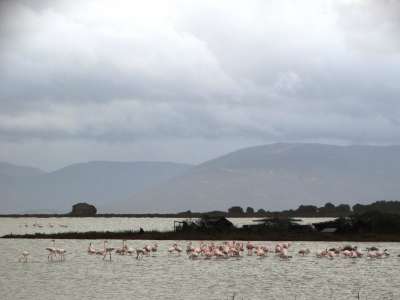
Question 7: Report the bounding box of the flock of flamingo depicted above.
[17,240,397,263]
[24,223,68,229]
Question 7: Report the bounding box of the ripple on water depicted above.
[1,239,400,300]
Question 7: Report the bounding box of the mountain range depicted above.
[1,143,400,213]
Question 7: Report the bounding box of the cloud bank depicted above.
[0,0,400,169]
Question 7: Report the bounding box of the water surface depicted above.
[1,239,399,300]
[1,217,397,300]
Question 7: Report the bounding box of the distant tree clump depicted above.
[324,202,335,210]
[257,208,266,214]
[246,206,255,214]
[70,203,97,216]
[296,205,318,215]
[228,206,244,215]
[336,204,350,213]
[353,200,400,215]
[318,203,333,215]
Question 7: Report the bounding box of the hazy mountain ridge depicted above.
[0,161,192,213]
[0,162,46,178]
[112,143,400,213]
[2,143,400,214]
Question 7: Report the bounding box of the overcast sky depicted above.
[0,0,400,171]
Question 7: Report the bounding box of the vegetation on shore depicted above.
[2,200,400,218]
[3,210,400,242]
[4,229,400,242]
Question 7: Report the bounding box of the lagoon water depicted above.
[0,217,335,237]
[1,218,399,300]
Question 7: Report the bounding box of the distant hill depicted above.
[0,161,192,213]
[113,143,400,213]
[0,162,45,178]
[3,143,400,214]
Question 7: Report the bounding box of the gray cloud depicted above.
[0,0,400,169]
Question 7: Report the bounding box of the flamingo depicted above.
[123,241,135,256]
[103,241,114,261]
[96,241,107,256]
[136,249,145,259]
[188,251,199,259]
[279,248,292,259]
[150,243,158,256]
[46,240,57,261]
[88,242,96,254]
[246,242,255,255]
[116,240,127,255]
[56,247,67,261]
[327,250,336,259]
[143,244,152,256]
[186,242,195,254]
[168,243,181,254]
[18,251,30,262]
[174,244,182,254]
[255,247,266,257]
[298,249,310,256]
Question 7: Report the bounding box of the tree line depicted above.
[226,200,400,217]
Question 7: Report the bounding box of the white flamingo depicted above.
[18,251,30,262]
[56,247,67,261]
[46,240,57,261]
[103,241,114,261]
[96,241,107,256]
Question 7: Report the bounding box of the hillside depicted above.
[113,143,400,212]
[0,162,45,178]
[0,161,192,213]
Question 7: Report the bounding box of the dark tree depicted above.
[336,204,350,213]
[246,206,255,214]
[296,205,318,213]
[324,202,336,210]
[228,206,244,215]
[70,202,97,216]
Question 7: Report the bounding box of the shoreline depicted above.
[3,230,400,242]
[0,213,342,218]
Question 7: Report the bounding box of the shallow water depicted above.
[1,239,400,300]
[0,217,334,236]
[1,218,398,299]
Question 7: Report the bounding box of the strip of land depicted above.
[3,230,400,242]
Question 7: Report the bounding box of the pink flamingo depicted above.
[256,247,266,257]
[246,242,255,255]
[88,242,96,254]
[116,240,127,255]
